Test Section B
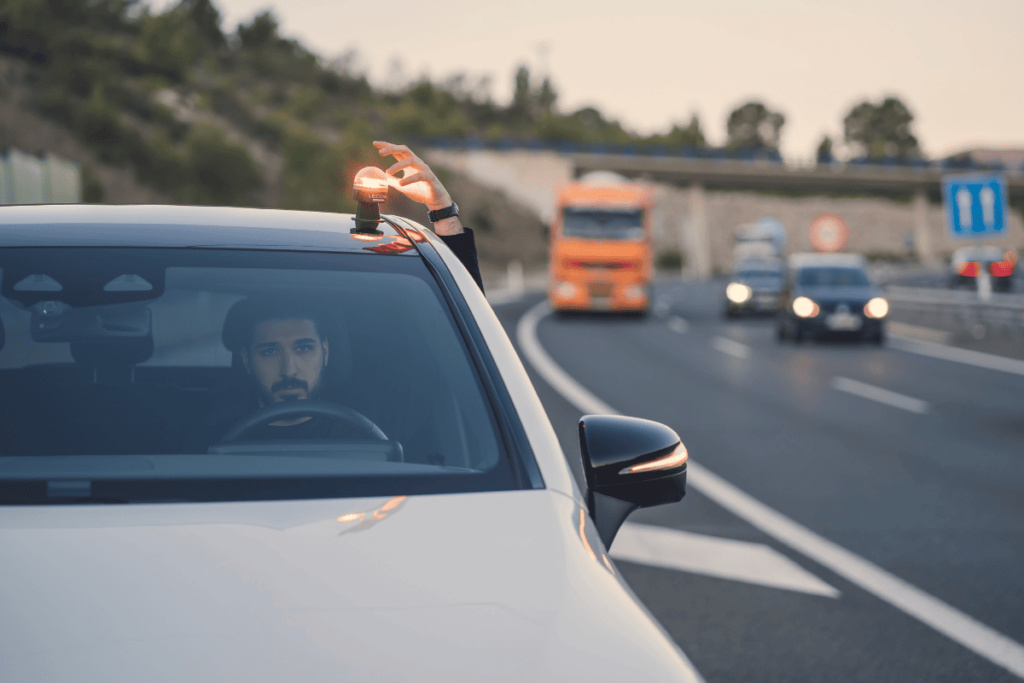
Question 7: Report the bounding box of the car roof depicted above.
[0,204,426,253]
[787,252,868,269]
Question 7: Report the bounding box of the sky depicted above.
[178,0,1024,163]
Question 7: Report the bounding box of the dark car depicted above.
[949,245,1016,292]
[0,204,699,681]
[723,257,785,317]
[777,253,888,344]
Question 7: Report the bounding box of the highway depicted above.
[493,280,1024,682]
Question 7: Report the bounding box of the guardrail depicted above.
[885,285,1024,330]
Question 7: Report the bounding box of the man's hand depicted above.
[373,140,463,236]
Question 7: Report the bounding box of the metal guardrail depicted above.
[885,285,1024,330]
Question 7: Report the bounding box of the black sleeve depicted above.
[439,228,484,293]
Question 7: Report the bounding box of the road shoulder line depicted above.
[889,335,1024,377]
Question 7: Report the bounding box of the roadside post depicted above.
[942,173,1007,302]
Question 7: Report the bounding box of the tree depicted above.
[537,77,557,115]
[662,115,706,148]
[843,96,921,160]
[181,0,225,48]
[815,136,834,165]
[237,10,280,50]
[510,64,532,120]
[726,101,785,151]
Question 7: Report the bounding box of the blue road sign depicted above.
[942,173,1007,239]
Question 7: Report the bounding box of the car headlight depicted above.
[726,282,753,304]
[554,281,578,298]
[864,297,889,319]
[792,296,819,318]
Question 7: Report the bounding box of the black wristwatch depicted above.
[427,202,459,223]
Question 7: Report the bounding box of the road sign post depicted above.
[942,173,1007,240]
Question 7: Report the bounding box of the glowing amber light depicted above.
[353,166,389,203]
[380,496,406,512]
[624,443,688,474]
[351,232,383,242]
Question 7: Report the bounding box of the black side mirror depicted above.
[579,415,687,547]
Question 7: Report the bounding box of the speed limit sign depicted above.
[808,213,848,252]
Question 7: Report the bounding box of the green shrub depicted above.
[176,124,262,206]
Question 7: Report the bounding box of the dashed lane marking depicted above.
[711,336,751,359]
[830,377,930,414]
[517,299,1024,680]
[668,316,690,334]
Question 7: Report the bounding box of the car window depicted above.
[796,267,870,287]
[0,247,524,504]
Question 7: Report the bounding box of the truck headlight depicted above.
[623,284,647,300]
[554,281,578,298]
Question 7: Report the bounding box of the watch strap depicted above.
[427,202,459,223]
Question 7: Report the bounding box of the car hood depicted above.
[796,285,879,303]
[0,491,696,682]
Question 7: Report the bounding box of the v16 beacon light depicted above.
[352,166,389,234]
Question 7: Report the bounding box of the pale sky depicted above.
[182,0,1024,163]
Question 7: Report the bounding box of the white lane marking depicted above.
[830,377,930,415]
[517,299,1024,680]
[613,523,840,598]
[889,335,1024,377]
[668,316,690,334]
[711,336,751,359]
[654,298,672,317]
[518,303,703,683]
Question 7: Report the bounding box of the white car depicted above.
[0,205,696,682]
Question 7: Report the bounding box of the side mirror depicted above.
[579,415,687,547]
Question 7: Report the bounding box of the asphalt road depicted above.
[493,280,1024,683]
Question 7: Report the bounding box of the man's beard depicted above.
[256,377,321,405]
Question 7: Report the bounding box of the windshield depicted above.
[561,208,645,241]
[0,248,521,504]
[797,267,870,287]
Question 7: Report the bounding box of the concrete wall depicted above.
[0,150,81,204]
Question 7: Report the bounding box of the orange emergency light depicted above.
[352,166,389,234]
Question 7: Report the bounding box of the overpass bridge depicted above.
[570,153,1024,201]
[425,147,1024,278]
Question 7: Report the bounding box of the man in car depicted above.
[189,141,481,448]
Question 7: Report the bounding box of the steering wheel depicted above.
[219,400,388,443]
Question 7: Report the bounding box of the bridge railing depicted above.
[419,137,1024,176]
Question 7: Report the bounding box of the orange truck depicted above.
[547,177,654,314]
